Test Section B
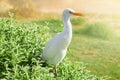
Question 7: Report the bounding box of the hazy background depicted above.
[0,0,120,28]
[0,0,120,15]
[34,0,120,15]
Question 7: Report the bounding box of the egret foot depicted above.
[53,65,57,78]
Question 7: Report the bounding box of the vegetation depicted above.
[80,23,116,40]
[0,11,120,80]
[0,17,49,79]
[0,17,108,80]
[34,18,120,80]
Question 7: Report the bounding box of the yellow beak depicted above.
[69,11,84,16]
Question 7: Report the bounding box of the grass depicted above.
[0,17,106,80]
[0,13,120,79]
[33,17,120,80]
[80,22,116,40]
[70,20,120,80]
[69,33,120,80]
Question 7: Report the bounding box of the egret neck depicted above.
[62,14,72,39]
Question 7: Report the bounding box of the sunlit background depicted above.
[0,0,120,33]
[1,0,120,14]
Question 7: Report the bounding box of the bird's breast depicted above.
[60,33,72,49]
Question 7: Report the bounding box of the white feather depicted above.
[41,8,81,66]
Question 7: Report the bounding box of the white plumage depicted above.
[41,8,84,77]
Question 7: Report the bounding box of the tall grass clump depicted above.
[0,17,50,79]
[81,23,115,40]
[0,17,108,79]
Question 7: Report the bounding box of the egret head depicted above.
[62,8,84,18]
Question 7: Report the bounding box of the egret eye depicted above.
[69,11,72,14]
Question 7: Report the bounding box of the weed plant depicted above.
[0,18,108,80]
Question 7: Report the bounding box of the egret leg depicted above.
[53,65,57,78]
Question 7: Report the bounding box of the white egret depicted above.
[41,8,84,77]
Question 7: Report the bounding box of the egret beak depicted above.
[69,11,84,16]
